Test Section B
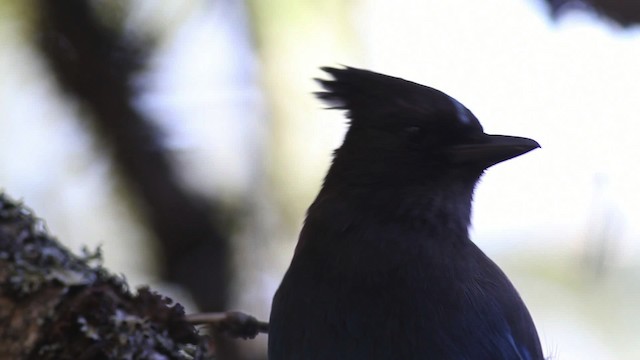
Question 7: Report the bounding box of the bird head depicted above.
[316,66,539,187]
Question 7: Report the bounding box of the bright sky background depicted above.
[2,0,640,358]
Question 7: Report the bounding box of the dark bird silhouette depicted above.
[269,66,544,360]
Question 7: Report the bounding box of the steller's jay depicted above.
[268,66,544,360]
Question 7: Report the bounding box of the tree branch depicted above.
[0,193,264,359]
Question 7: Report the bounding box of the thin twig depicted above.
[186,311,269,339]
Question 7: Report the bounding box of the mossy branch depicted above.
[0,193,265,359]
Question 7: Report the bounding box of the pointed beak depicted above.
[446,134,540,168]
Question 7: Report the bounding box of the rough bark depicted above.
[0,193,211,359]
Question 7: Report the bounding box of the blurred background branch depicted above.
[33,0,239,357]
[545,0,640,27]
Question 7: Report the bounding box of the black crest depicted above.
[314,66,485,134]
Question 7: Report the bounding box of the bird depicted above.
[268,66,544,360]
